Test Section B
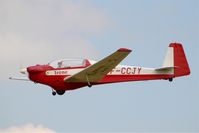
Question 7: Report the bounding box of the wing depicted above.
[9,77,30,81]
[64,48,132,83]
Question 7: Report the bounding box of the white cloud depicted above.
[0,124,57,133]
[0,0,109,36]
[0,0,110,79]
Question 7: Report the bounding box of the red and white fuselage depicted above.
[10,43,190,96]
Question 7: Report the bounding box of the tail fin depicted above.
[163,43,190,77]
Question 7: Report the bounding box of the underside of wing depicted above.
[64,48,132,83]
[9,77,30,81]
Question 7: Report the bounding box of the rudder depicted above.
[169,43,190,77]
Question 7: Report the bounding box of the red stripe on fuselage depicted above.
[99,74,174,83]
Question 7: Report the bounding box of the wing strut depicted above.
[86,74,92,87]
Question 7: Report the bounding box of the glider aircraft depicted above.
[10,43,190,96]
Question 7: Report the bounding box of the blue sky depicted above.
[0,0,198,132]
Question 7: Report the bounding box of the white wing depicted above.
[64,48,132,83]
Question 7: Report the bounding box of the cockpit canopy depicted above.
[48,59,89,68]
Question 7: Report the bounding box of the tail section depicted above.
[163,45,174,68]
[163,43,190,77]
[170,43,190,77]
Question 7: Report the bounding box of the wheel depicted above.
[56,90,65,95]
[169,78,173,82]
[52,91,56,96]
[88,84,92,88]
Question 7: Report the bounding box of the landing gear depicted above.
[88,84,92,88]
[51,88,66,96]
[86,74,92,88]
[169,78,173,82]
[52,91,56,96]
[56,90,66,95]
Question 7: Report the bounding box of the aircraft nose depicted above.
[27,65,45,74]
[20,68,27,74]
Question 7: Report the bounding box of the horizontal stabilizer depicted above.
[155,66,177,71]
[154,66,176,74]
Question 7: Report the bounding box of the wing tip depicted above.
[117,48,132,52]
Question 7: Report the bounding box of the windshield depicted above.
[48,59,86,68]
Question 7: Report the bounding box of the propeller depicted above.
[20,67,28,75]
[19,61,28,75]
[9,66,29,81]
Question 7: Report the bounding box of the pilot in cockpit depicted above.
[58,61,63,68]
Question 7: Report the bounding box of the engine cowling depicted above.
[27,65,45,74]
